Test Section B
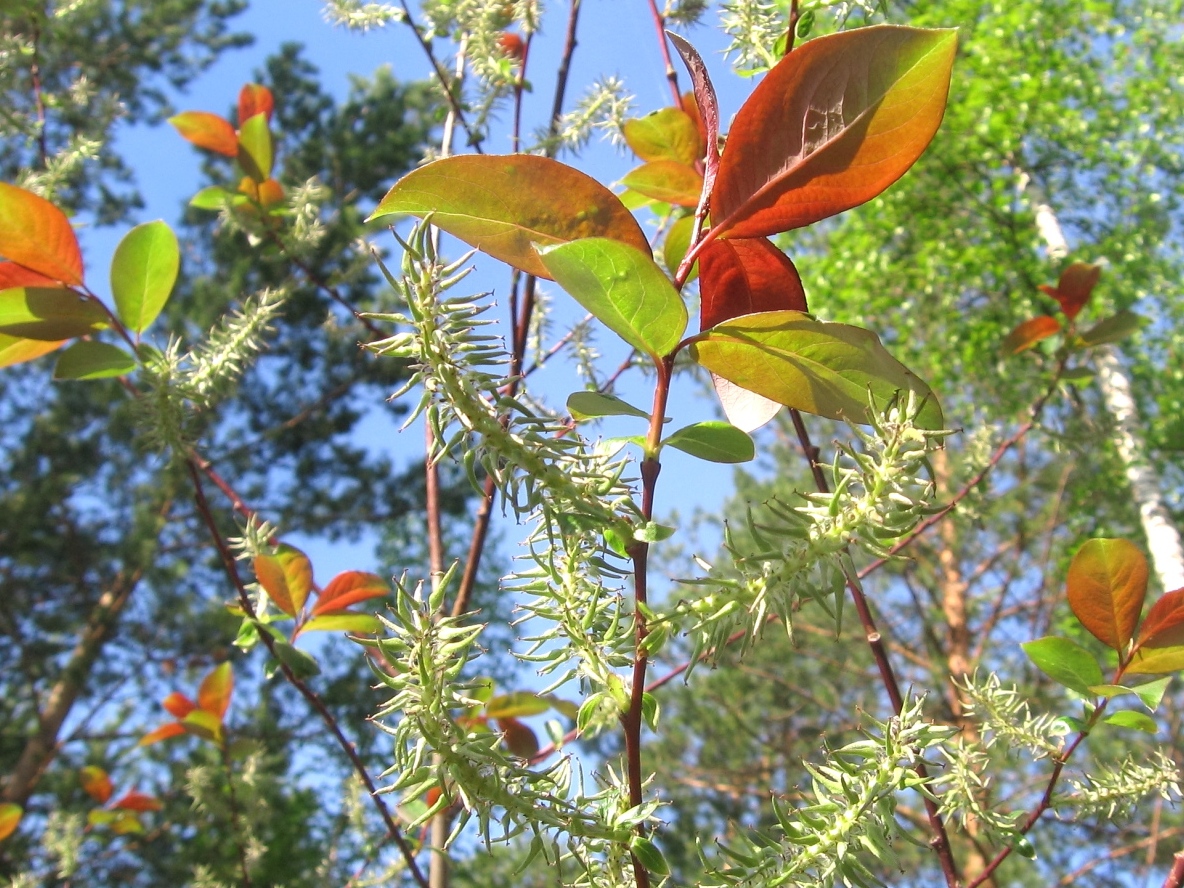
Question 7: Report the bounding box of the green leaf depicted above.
[368,155,652,280]
[1078,309,1146,347]
[236,112,273,182]
[1103,710,1158,734]
[111,220,179,334]
[298,613,382,635]
[630,836,670,877]
[1087,684,1132,699]
[1021,636,1105,696]
[271,640,321,679]
[189,186,238,210]
[181,709,223,744]
[640,692,660,731]
[0,287,108,340]
[1059,366,1094,386]
[622,107,704,165]
[663,421,754,463]
[1066,538,1147,651]
[567,391,651,421]
[620,161,702,208]
[633,521,676,543]
[689,310,943,428]
[662,214,698,281]
[485,691,551,719]
[53,341,135,380]
[537,238,688,359]
[1131,676,1171,711]
[711,26,958,238]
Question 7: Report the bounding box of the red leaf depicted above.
[139,722,186,746]
[161,691,197,719]
[0,184,84,285]
[238,83,274,124]
[711,26,957,239]
[314,571,390,615]
[680,91,708,160]
[1002,315,1060,355]
[1067,538,1148,652]
[254,543,314,617]
[0,261,59,289]
[111,790,163,812]
[497,717,540,759]
[1050,261,1102,320]
[79,766,113,804]
[197,662,234,719]
[699,237,807,332]
[169,111,239,156]
[1136,589,1184,649]
[668,34,720,201]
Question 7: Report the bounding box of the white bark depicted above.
[1018,172,1184,592]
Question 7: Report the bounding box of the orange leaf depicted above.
[314,571,390,615]
[1136,588,1184,649]
[0,184,84,285]
[1051,261,1101,321]
[169,111,239,157]
[254,543,314,617]
[699,237,806,332]
[238,83,274,124]
[1002,315,1060,355]
[111,790,163,812]
[711,26,957,239]
[139,722,187,746]
[79,766,113,804]
[0,333,66,369]
[0,804,21,842]
[1067,538,1148,651]
[162,691,197,719]
[197,662,233,719]
[0,261,59,289]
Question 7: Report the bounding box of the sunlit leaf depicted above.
[0,333,65,369]
[181,709,223,744]
[237,113,273,182]
[1066,538,1147,651]
[699,236,806,331]
[1131,676,1172,711]
[314,571,389,615]
[1137,589,1184,648]
[662,214,698,282]
[1021,636,1104,696]
[711,374,782,432]
[299,613,383,635]
[253,543,314,617]
[0,804,21,843]
[1103,710,1158,734]
[111,220,180,333]
[664,421,755,463]
[1002,315,1060,355]
[567,391,651,421]
[620,161,702,208]
[238,83,274,124]
[711,26,957,239]
[88,808,117,827]
[633,521,676,543]
[368,155,651,279]
[497,717,540,758]
[690,311,943,428]
[162,691,197,719]
[271,640,322,679]
[630,836,671,877]
[1127,624,1184,676]
[138,722,187,746]
[111,812,145,835]
[198,662,234,720]
[79,766,113,804]
[0,261,58,289]
[546,695,579,720]
[0,287,108,340]
[1045,261,1101,320]
[537,238,687,359]
[1078,310,1147,347]
[111,790,163,812]
[0,183,83,285]
[622,107,704,165]
[53,341,135,380]
[169,111,238,156]
[485,691,551,719]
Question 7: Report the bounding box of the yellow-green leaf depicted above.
[53,341,136,380]
[236,113,273,182]
[254,543,314,617]
[111,220,180,333]
[622,107,704,165]
[0,287,108,340]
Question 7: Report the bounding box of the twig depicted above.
[644,0,684,108]
[185,460,430,888]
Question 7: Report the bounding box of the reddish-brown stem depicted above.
[1163,851,1184,888]
[784,0,800,56]
[185,460,430,888]
[644,0,684,109]
[789,409,961,888]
